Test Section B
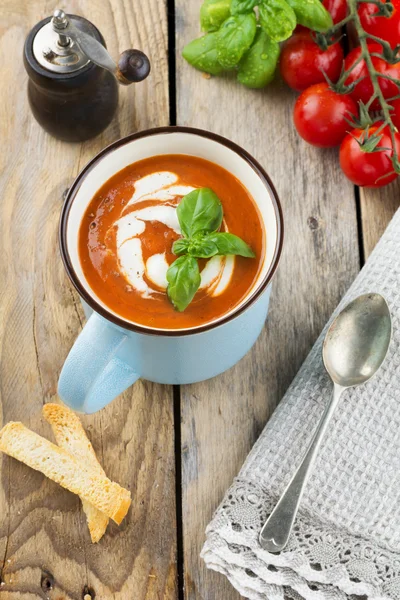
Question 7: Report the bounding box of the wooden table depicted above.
[0,1,399,598]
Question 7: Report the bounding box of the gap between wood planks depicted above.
[340,28,366,270]
[355,186,366,268]
[340,26,365,270]
[167,2,185,599]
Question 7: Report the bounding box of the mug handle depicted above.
[58,313,140,414]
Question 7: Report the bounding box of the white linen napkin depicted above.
[202,207,400,600]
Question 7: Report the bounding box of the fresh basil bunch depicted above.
[167,188,255,312]
[182,0,332,89]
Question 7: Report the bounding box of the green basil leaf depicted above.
[230,0,258,14]
[177,188,223,238]
[217,13,257,69]
[200,0,232,31]
[238,28,280,88]
[207,232,255,257]
[188,237,219,258]
[284,0,333,30]
[258,0,296,42]
[167,255,201,312]
[182,33,224,75]
[172,238,190,255]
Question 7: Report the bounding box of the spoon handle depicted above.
[259,383,345,553]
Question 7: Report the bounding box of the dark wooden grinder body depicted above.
[23,15,119,143]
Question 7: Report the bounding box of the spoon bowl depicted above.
[323,293,392,388]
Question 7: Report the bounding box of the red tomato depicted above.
[280,32,344,92]
[324,0,347,24]
[294,83,357,147]
[389,97,400,130]
[359,0,400,49]
[344,43,400,110]
[339,123,400,187]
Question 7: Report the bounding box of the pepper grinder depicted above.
[24,9,151,142]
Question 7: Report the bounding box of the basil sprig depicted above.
[166,188,255,312]
[182,0,332,88]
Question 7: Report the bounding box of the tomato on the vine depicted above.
[344,43,400,110]
[346,43,400,103]
[339,123,400,187]
[359,0,400,49]
[280,32,344,92]
[294,82,357,147]
[324,0,347,24]
[389,97,400,130]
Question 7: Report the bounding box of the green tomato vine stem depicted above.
[364,31,393,52]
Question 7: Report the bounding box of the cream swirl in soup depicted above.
[109,172,235,299]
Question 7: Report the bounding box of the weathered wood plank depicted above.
[0,1,176,599]
[175,5,361,598]
[359,184,400,259]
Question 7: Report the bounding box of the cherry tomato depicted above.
[344,43,400,110]
[359,0,400,49]
[389,97,400,130]
[280,32,344,92]
[294,82,357,147]
[324,0,347,24]
[339,123,400,187]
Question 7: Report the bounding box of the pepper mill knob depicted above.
[116,50,151,84]
[52,9,68,31]
[50,9,151,86]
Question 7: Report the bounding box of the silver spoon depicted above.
[259,292,392,553]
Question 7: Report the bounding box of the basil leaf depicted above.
[230,0,258,14]
[200,0,231,32]
[238,28,280,88]
[207,232,255,257]
[167,255,201,312]
[177,188,223,238]
[259,0,296,42]
[217,13,257,69]
[188,236,219,258]
[182,33,224,75]
[284,0,333,31]
[173,238,190,255]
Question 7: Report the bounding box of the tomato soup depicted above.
[78,154,265,329]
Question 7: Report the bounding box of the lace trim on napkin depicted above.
[202,478,400,600]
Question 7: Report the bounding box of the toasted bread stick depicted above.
[0,422,131,525]
[43,403,109,543]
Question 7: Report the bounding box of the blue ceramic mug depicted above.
[58,127,284,413]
